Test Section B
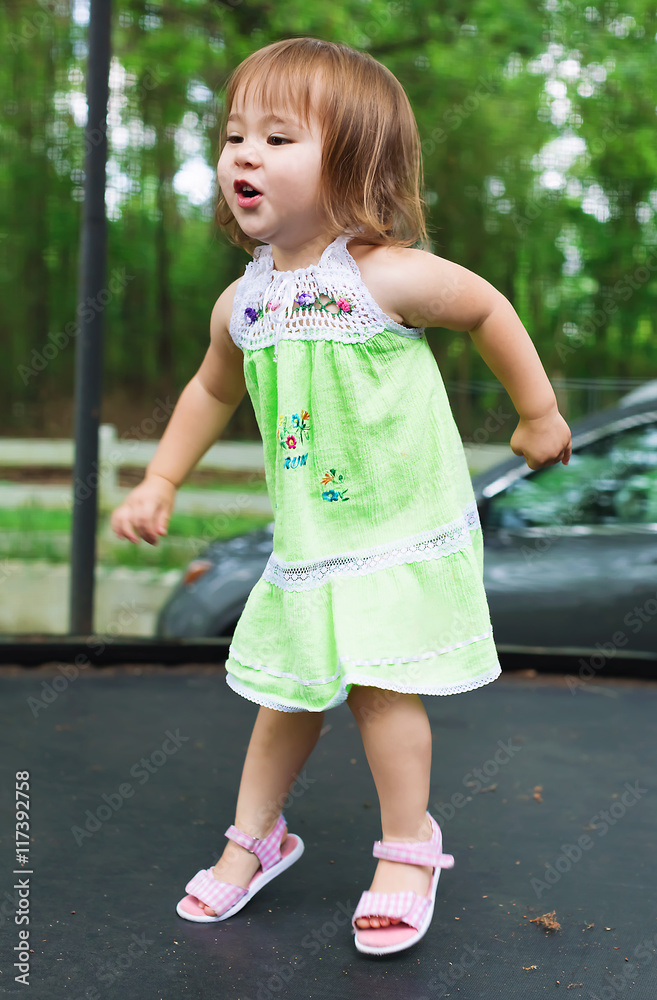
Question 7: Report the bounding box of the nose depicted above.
[232,137,262,169]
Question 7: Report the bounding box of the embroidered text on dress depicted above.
[279,410,310,470]
[262,501,480,591]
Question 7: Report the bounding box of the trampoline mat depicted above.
[1,666,656,999]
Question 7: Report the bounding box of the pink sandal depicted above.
[176,813,304,922]
[351,811,455,955]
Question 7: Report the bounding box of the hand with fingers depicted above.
[510,406,572,472]
[110,473,177,545]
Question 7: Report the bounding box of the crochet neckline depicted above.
[253,234,353,276]
[232,232,425,359]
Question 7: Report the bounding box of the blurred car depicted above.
[618,378,657,408]
[156,391,657,658]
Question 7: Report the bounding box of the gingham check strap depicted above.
[352,889,432,930]
[185,868,247,912]
[372,838,455,868]
[184,814,288,912]
[224,812,286,873]
[352,825,455,929]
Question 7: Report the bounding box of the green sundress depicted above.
[223,234,501,712]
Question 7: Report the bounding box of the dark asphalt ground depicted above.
[1,664,656,999]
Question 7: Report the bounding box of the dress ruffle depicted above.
[224,533,500,712]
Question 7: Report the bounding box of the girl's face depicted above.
[217,94,328,252]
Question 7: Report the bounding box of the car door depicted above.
[479,417,657,656]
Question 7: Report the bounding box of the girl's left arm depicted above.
[384,248,572,471]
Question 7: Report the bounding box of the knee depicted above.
[347,685,403,726]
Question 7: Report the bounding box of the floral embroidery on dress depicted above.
[321,469,350,501]
[244,306,263,325]
[294,293,353,315]
[248,294,354,324]
[279,409,310,470]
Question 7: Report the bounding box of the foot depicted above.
[197,823,287,917]
[354,817,433,930]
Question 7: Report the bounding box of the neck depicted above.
[270,231,341,272]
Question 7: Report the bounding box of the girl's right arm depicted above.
[110,278,246,544]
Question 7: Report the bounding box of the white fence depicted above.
[0,424,509,516]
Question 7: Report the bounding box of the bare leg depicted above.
[347,685,433,930]
[199,705,325,916]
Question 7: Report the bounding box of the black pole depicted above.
[69,0,112,634]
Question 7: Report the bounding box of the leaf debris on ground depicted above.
[529,910,561,932]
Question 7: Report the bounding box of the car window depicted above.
[486,421,657,529]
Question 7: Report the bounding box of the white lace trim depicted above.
[225,673,309,712]
[224,656,502,713]
[229,234,424,362]
[228,626,493,687]
[262,501,480,591]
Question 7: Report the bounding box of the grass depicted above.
[0,507,71,532]
[0,505,273,571]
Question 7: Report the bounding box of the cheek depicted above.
[216,156,232,196]
[285,153,322,195]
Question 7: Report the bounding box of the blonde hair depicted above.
[215,37,427,253]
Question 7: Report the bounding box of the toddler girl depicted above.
[111,37,571,956]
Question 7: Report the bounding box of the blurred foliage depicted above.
[1,0,656,439]
[0,503,273,568]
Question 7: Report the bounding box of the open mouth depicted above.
[234,179,262,201]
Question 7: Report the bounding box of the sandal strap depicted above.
[185,868,247,913]
[372,813,454,869]
[224,813,286,873]
[373,841,455,867]
[352,889,430,932]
